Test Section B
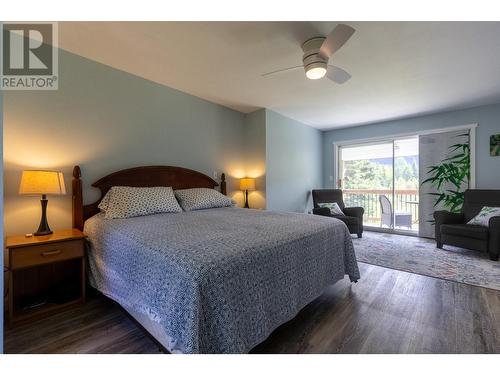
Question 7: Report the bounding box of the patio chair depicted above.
[379,195,412,229]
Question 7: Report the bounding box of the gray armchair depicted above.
[434,189,500,261]
[312,189,364,238]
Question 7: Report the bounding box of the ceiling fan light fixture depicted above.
[305,63,327,80]
[262,24,355,83]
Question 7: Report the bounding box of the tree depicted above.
[343,157,418,190]
[343,159,391,189]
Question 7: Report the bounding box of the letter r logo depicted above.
[2,23,53,75]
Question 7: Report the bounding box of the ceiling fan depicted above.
[262,24,355,84]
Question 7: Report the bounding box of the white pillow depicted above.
[175,188,233,211]
[98,186,182,219]
[318,202,345,216]
[467,206,500,227]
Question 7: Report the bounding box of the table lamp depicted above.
[240,178,255,209]
[19,170,66,236]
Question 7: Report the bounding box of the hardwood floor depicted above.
[4,263,500,354]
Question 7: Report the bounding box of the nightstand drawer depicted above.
[10,240,84,270]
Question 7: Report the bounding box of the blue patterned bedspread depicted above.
[84,207,360,353]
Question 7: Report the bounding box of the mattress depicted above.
[84,207,360,353]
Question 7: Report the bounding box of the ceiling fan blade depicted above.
[319,24,355,60]
[261,65,304,77]
[326,65,351,84]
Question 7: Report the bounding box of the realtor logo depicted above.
[1,22,58,90]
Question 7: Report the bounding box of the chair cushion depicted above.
[318,202,345,215]
[440,224,489,240]
[332,215,359,226]
[467,206,500,226]
[394,211,412,216]
[462,189,500,222]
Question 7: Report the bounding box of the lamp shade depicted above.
[19,170,66,195]
[239,178,255,191]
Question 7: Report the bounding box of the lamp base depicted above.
[34,195,53,236]
[244,190,250,209]
[34,229,53,236]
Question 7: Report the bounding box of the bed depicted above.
[72,165,360,354]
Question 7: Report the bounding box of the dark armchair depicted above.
[434,189,500,261]
[312,189,364,238]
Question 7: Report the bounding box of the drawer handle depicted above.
[41,249,62,257]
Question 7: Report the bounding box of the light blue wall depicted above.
[323,103,500,189]
[4,48,246,236]
[243,109,267,209]
[266,110,323,213]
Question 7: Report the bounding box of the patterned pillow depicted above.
[318,202,345,216]
[468,206,500,226]
[175,188,233,211]
[98,186,182,219]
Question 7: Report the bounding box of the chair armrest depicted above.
[313,207,331,217]
[343,206,364,219]
[488,216,500,260]
[433,210,465,225]
[433,210,465,246]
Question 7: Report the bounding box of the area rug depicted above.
[352,231,500,291]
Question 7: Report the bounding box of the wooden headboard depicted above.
[72,165,226,231]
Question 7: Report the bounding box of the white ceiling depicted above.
[58,22,500,130]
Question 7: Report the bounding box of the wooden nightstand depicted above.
[5,229,86,325]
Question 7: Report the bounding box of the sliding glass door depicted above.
[338,137,419,233]
[393,138,419,232]
[339,141,394,228]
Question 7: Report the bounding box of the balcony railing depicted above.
[343,189,419,227]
